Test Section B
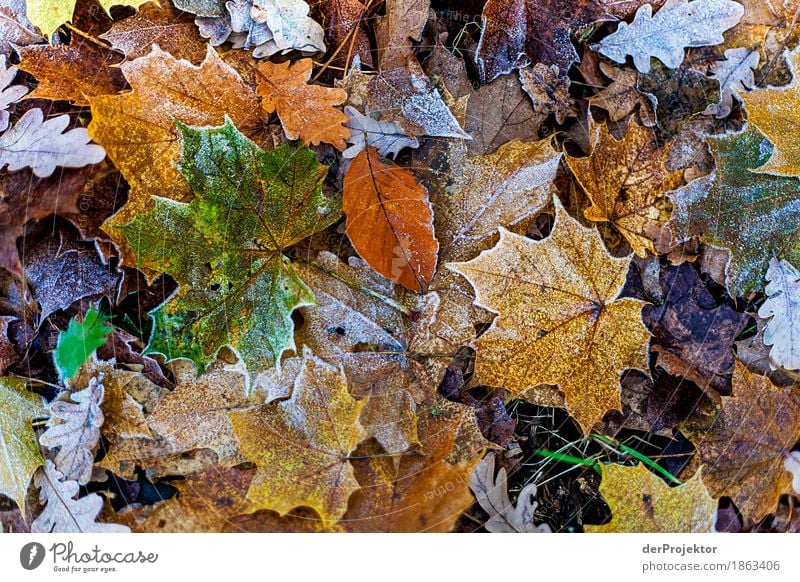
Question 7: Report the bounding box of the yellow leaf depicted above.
[740,46,800,176]
[230,347,366,527]
[26,0,149,40]
[585,464,716,533]
[566,120,681,257]
[449,197,650,433]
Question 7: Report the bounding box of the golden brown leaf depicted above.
[230,348,366,527]
[590,62,656,126]
[449,197,650,433]
[255,58,348,149]
[519,63,576,125]
[585,464,716,532]
[566,120,681,257]
[343,146,438,292]
[693,360,800,525]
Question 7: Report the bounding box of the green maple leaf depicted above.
[118,118,341,374]
[54,306,113,382]
[669,125,800,295]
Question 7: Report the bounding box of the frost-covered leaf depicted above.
[0,0,43,56]
[785,451,800,495]
[469,453,551,533]
[252,0,325,56]
[704,47,758,118]
[0,109,105,177]
[31,461,128,533]
[343,106,419,159]
[757,257,800,371]
[0,54,27,132]
[26,0,150,40]
[594,0,744,73]
[0,377,45,514]
[519,64,576,125]
[39,376,104,485]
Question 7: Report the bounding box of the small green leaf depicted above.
[54,306,113,382]
[118,118,341,375]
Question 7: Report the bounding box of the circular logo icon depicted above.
[20,542,46,570]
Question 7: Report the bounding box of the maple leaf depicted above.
[668,125,800,295]
[594,0,744,74]
[255,58,348,149]
[0,377,45,514]
[118,119,339,374]
[87,45,262,235]
[39,376,104,485]
[643,263,749,396]
[693,360,800,525]
[739,47,800,176]
[475,0,612,82]
[0,109,105,177]
[589,63,656,127]
[99,0,210,63]
[342,106,419,159]
[230,347,366,527]
[566,120,682,257]
[99,356,250,478]
[343,146,438,292]
[469,453,552,533]
[585,463,716,532]
[703,47,759,119]
[449,197,650,434]
[757,257,800,371]
[54,306,113,382]
[16,41,126,106]
[26,0,150,39]
[31,461,129,533]
[0,54,28,132]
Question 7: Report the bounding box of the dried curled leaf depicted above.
[0,109,105,177]
[757,257,800,371]
[31,461,129,533]
[39,376,105,485]
[449,197,650,433]
[469,453,551,533]
[343,146,438,292]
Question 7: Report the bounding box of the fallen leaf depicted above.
[668,125,800,295]
[590,62,656,127]
[785,451,800,495]
[39,376,104,485]
[255,58,348,148]
[594,0,744,73]
[230,347,365,527]
[0,54,28,131]
[53,306,113,382]
[343,146,438,292]
[469,452,552,532]
[0,109,106,177]
[26,0,149,39]
[475,0,611,82]
[566,120,681,257]
[31,460,128,533]
[342,105,419,159]
[16,41,126,105]
[0,376,45,514]
[0,0,43,56]
[694,360,800,525]
[315,0,372,68]
[703,47,758,118]
[585,463,716,532]
[0,316,16,373]
[373,0,429,69]
[449,197,650,433]
[757,257,800,371]
[118,119,339,374]
[519,63,576,125]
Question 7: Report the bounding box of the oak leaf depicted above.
[668,125,800,295]
[0,109,105,177]
[0,377,45,514]
[342,105,419,159]
[118,119,339,374]
[757,257,800,371]
[449,197,650,433]
[693,360,800,525]
[0,54,27,131]
[255,58,348,149]
[565,120,682,257]
[343,146,438,292]
[519,63,576,125]
[739,47,800,176]
[229,347,366,527]
[585,463,716,532]
[704,47,758,119]
[594,0,744,73]
[31,461,128,533]
[589,63,655,127]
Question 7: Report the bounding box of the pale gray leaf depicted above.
[252,0,325,55]
[0,0,43,56]
[343,106,420,159]
[785,451,800,495]
[32,460,128,533]
[758,257,800,371]
[705,48,759,118]
[0,54,28,132]
[0,108,106,177]
[594,0,744,73]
